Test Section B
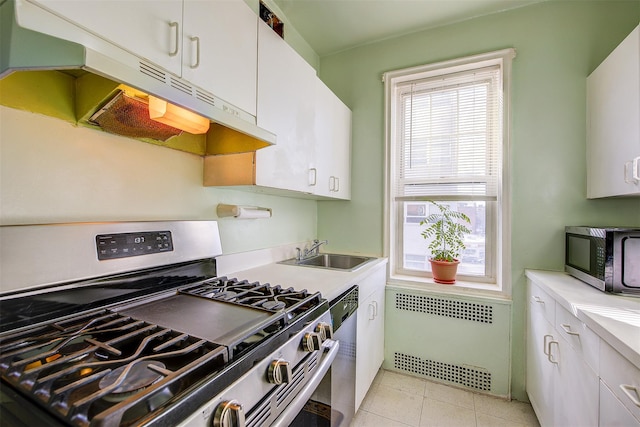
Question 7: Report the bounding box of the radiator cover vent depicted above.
[394,352,492,391]
[395,293,493,324]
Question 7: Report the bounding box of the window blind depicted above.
[395,65,502,201]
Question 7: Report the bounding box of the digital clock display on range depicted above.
[96,231,173,260]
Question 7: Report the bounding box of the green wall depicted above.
[0,106,318,255]
[317,1,640,400]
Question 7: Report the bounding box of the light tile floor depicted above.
[350,370,540,427]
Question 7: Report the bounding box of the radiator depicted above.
[383,285,512,397]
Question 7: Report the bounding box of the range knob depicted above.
[213,400,245,427]
[267,359,292,385]
[315,322,334,340]
[302,332,322,352]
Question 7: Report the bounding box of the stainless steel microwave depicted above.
[565,226,640,295]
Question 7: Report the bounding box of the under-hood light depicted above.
[148,96,210,134]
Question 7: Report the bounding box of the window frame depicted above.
[383,49,515,295]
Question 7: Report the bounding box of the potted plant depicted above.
[419,201,471,284]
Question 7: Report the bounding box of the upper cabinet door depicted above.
[182,0,257,116]
[314,79,352,199]
[30,0,183,75]
[256,21,316,193]
[587,25,640,198]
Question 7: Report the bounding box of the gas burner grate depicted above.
[0,309,228,427]
[179,277,324,323]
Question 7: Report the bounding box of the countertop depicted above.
[222,257,389,303]
[525,269,640,369]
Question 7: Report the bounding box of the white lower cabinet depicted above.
[554,332,599,426]
[600,341,640,425]
[355,264,386,410]
[526,284,556,427]
[526,279,599,427]
[601,381,640,426]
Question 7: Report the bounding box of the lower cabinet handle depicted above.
[543,334,553,356]
[560,324,579,336]
[547,340,559,364]
[368,302,375,320]
[620,384,640,408]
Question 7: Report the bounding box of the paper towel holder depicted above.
[216,203,272,219]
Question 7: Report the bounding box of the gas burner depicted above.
[0,310,228,427]
[99,360,167,399]
[262,301,286,310]
[180,277,318,315]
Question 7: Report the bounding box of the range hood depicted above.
[0,0,275,155]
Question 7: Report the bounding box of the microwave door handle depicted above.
[270,340,339,427]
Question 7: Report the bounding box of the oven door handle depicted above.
[271,339,340,427]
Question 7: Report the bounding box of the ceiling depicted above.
[271,0,546,56]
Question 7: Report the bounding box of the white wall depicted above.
[0,106,317,254]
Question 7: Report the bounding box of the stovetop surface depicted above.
[0,259,218,334]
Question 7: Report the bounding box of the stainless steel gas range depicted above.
[0,221,339,427]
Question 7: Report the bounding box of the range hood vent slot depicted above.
[139,61,166,83]
[171,78,193,96]
[197,90,216,107]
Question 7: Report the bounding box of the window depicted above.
[384,49,515,289]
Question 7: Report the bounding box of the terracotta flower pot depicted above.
[429,258,460,284]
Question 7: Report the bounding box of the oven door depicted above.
[271,340,339,427]
[289,286,358,427]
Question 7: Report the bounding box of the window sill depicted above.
[387,273,511,301]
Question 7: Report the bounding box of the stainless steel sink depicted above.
[278,253,374,272]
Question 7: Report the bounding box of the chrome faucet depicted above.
[296,239,328,261]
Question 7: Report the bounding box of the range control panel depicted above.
[96,231,173,260]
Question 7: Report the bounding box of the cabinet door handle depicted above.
[620,384,640,407]
[372,300,378,317]
[532,296,545,304]
[335,177,340,192]
[189,36,200,69]
[309,168,317,186]
[168,21,179,57]
[543,334,553,356]
[560,324,579,336]
[329,176,335,191]
[547,340,559,364]
[368,302,375,320]
[625,157,640,184]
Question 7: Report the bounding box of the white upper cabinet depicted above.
[256,20,317,194]
[587,25,640,198]
[30,0,184,75]
[204,23,353,199]
[182,0,257,116]
[31,0,257,116]
[314,79,352,200]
